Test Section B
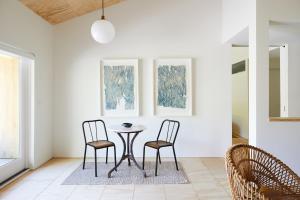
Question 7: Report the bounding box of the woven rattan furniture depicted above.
[82,119,116,177]
[225,144,300,200]
[142,119,180,176]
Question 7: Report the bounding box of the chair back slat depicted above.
[88,122,94,141]
[82,119,108,144]
[168,122,176,143]
[95,121,98,141]
[165,121,171,142]
[157,119,180,144]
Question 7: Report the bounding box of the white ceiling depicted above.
[230,21,300,46]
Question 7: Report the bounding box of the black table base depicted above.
[108,131,146,178]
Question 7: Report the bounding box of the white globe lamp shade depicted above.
[91,19,115,44]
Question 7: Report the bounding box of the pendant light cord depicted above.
[101,0,105,20]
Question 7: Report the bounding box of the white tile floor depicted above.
[0,158,231,200]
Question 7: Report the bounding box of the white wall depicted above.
[269,51,280,117]
[250,0,300,174]
[0,0,53,168]
[280,46,289,117]
[53,0,231,158]
[256,0,300,174]
[269,68,280,117]
[270,41,300,118]
[222,0,300,174]
[232,47,248,139]
[222,0,253,42]
[287,44,300,117]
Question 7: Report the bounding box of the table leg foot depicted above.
[108,132,127,178]
[107,131,147,178]
[130,132,147,178]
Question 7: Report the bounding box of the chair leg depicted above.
[127,134,131,166]
[155,149,159,176]
[142,145,146,170]
[106,147,108,164]
[158,149,161,164]
[83,145,87,169]
[113,145,117,171]
[172,146,179,171]
[94,148,97,177]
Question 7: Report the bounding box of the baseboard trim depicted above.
[0,169,30,190]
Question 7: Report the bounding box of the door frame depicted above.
[231,46,250,145]
[0,45,34,183]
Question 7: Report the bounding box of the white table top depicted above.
[108,125,145,133]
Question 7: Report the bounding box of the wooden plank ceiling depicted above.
[20,0,123,25]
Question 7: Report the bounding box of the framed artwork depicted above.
[153,58,192,116]
[100,59,139,116]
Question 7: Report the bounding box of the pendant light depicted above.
[91,0,115,44]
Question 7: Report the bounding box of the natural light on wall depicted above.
[0,53,19,159]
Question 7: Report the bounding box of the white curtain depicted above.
[0,54,19,158]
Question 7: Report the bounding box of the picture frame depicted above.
[100,59,139,116]
[153,58,192,116]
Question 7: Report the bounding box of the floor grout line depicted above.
[98,184,107,200]
[33,161,79,200]
[1,158,230,200]
[131,184,135,200]
[201,159,231,198]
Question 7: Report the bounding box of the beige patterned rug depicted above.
[63,161,189,185]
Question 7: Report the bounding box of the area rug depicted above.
[62,162,189,185]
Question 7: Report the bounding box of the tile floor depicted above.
[232,137,248,145]
[0,158,231,200]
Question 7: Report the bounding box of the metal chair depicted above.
[142,119,180,176]
[82,119,116,177]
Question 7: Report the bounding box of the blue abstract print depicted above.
[104,65,134,110]
[157,65,187,109]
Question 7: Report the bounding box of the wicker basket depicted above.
[225,144,300,200]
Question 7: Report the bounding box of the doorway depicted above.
[232,46,249,145]
[0,48,34,183]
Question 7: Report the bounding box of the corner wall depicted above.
[0,0,53,168]
[53,0,231,158]
[253,0,300,174]
[223,0,300,174]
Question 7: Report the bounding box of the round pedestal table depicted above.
[107,125,146,178]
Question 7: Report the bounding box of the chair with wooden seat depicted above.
[82,119,116,177]
[225,144,300,200]
[142,119,180,176]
